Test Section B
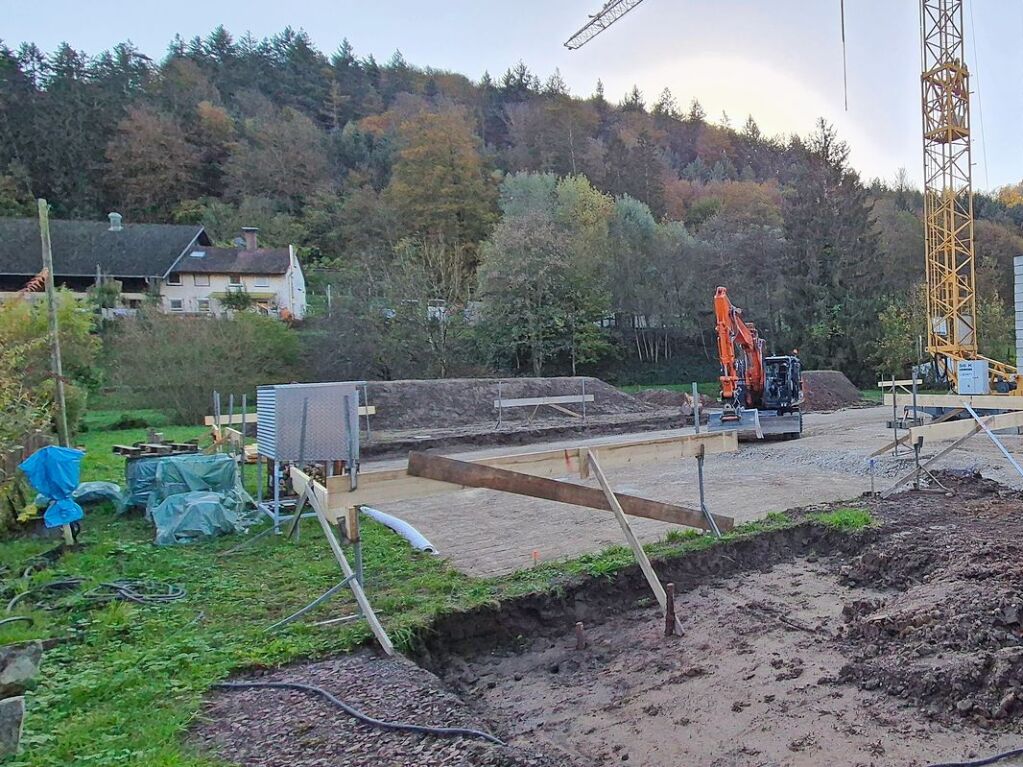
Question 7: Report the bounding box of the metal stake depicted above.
[692,382,701,433]
[240,394,247,486]
[696,444,721,538]
[891,374,899,457]
[581,378,587,423]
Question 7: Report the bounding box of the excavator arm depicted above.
[714,286,765,416]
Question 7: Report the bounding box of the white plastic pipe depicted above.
[359,507,438,555]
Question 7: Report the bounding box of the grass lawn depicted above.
[620,382,719,398]
[2,412,835,767]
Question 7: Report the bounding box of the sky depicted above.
[5,0,1023,191]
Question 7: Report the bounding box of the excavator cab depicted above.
[762,355,802,411]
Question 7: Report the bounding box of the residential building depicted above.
[0,215,306,319]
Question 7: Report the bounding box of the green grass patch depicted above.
[809,507,873,532]
[859,388,882,403]
[620,382,719,397]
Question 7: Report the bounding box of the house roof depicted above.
[0,217,209,278]
[170,247,292,275]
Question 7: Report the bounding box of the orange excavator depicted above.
[709,286,804,439]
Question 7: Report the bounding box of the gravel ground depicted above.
[192,653,561,767]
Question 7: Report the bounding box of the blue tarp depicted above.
[19,445,86,528]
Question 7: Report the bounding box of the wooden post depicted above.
[664,583,676,636]
[588,451,684,635]
[38,200,68,448]
[575,621,587,650]
[38,199,73,547]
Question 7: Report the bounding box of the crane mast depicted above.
[920,0,1015,388]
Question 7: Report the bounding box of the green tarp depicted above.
[124,453,254,545]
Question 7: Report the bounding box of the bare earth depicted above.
[198,476,1023,767]
[360,405,1023,577]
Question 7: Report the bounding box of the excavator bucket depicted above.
[706,407,763,439]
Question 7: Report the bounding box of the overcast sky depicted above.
[5,0,1023,190]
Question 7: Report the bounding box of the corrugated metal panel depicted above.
[256,386,277,459]
[255,382,360,462]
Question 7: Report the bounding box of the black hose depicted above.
[212,680,506,747]
[0,616,34,629]
[928,747,1023,767]
[82,581,186,605]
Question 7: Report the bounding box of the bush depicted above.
[105,310,302,423]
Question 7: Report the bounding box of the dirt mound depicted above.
[633,389,715,411]
[365,377,656,430]
[838,474,1023,725]
[802,370,863,411]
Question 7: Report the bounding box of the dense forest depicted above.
[3,27,1023,386]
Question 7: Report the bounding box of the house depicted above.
[162,228,306,319]
[0,215,306,320]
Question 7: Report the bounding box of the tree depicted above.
[782,119,883,382]
[0,291,99,436]
[106,105,199,219]
[225,106,329,209]
[385,109,497,264]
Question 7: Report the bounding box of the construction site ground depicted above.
[360,404,1023,577]
[197,475,1023,767]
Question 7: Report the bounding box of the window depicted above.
[193,274,210,287]
[197,298,211,313]
[165,273,182,286]
[228,274,243,287]
[169,299,183,312]
[253,275,270,288]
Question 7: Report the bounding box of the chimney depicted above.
[241,227,258,250]
[108,212,123,232]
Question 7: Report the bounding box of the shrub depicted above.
[105,309,302,423]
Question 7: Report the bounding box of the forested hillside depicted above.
[4,27,1023,385]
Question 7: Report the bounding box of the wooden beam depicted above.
[323,431,737,510]
[876,379,923,387]
[883,393,1023,411]
[406,452,734,532]
[908,409,1023,443]
[204,406,375,427]
[869,407,964,457]
[589,451,684,634]
[289,466,394,656]
[494,394,594,408]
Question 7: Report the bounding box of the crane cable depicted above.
[841,0,849,111]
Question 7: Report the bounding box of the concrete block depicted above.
[0,696,24,758]
[0,642,42,698]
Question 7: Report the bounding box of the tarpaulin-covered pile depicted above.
[125,453,254,545]
[19,446,85,528]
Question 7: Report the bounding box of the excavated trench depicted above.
[196,474,1023,767]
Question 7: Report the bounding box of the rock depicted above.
[955,698,975,714]
[0,696,25,758]
[0,642,42,698]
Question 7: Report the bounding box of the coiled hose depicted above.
[212,680,506,746]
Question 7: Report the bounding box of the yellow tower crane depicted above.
[566,0,1019,395]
